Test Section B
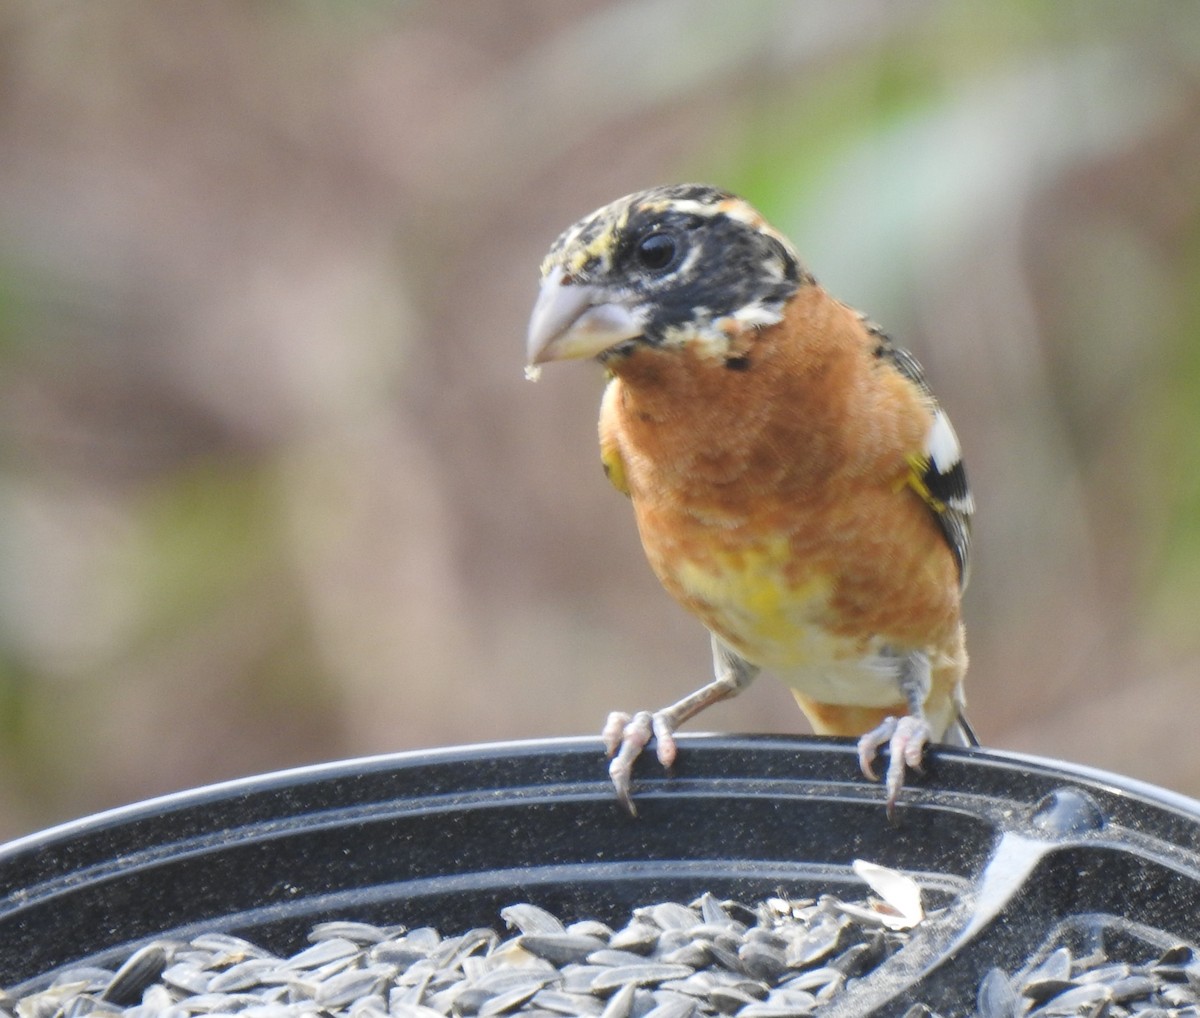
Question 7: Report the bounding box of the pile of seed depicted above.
[9,897,1197,1018]
[3,893,913,1018]
[950,941,1200,1018]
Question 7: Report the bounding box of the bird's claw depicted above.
[857,714,932,820]
[603,709,679,816]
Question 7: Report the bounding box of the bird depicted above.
[525,184,974,817]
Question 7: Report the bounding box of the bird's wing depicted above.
[871,325,974,590]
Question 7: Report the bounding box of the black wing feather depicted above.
[867,319,973,589]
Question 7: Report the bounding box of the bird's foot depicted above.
[602,709,680,816]
[857,714,932,820]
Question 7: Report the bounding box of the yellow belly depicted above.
[661,539,906,709]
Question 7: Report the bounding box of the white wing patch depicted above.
[926,409,975,514]
[926,409,960,473]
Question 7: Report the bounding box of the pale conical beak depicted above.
[525,266,643,366]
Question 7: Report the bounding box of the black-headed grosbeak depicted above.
[525,184,974,816]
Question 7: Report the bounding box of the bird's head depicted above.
[526,184,809,373]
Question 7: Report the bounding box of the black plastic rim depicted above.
[3,735,1200,1015]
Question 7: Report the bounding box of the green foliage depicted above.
[117,460,287,649]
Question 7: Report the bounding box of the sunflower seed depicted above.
[1023,977,1078,1005]
[278,937,360,970]
[708,984,758,1012]
[642,904,701,931]
[695,895,729,926]
[659,943,711,969]
[518,934,607,966]
[1028,947,1074,984]
[316,965,395,1008]
[100,944,170,1005]
[59,994,109,1018]
[1027,982,1111,1015]
[389,1003,447,1018]
[209,956,290,993]
[739,941,787,983]
[977,968,1019,1018]
[190,933,272,964]
[588,949,657,968]
[530,988,605,1015]
[48,969,110,991]
[641,994,696,1017]
[739,1005,816,1018]
[598,981,637,1018]
[590,964,696,994]
[784,914,845,968]
[500,904,565,937]
[608,922,660,954]
[478,982,545,1016]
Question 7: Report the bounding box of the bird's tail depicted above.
[943,708,979,748]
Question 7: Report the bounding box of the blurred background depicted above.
[0,1,1197,839]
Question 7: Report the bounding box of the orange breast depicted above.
[600,285,963,666]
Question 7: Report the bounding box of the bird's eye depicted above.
[635,232,679,272]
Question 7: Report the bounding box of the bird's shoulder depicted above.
[598,376,631,496]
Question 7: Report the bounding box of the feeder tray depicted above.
[2,736,1199,1015]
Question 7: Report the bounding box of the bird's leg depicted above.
[856,650,932,819]
[604,635,759,815]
